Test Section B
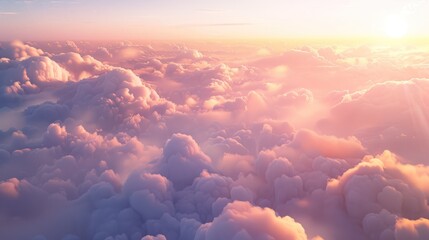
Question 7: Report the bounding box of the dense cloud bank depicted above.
[0,41,428,240]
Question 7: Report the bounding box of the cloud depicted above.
[0,41,428,240]
[395,218,429,240]
[57,68,175,133]
[142,235,167,240]
[319,79,429,163]
[253,48,332,69]
[0,12,18,15]
[52,52,111,80]
[177,23,252,28]
[0,41,43,60]
[195,201,307,240]
[93,47,113,60]
[289,129,367,159]
[155,133,213,190]
[277,88,314,106]
[24,101,69,124]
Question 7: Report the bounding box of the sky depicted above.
[1,0,429,40]
[1,1,429,240]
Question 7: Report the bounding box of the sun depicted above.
[384,16,408,38]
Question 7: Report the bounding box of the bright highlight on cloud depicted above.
[0,38,429,240]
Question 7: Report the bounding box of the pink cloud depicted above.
[195,201,307,240]
[0,41,428,240]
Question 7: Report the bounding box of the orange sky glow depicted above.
[1,0,429,40]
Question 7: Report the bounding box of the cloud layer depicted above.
[0,40,428,240]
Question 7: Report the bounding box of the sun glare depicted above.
[384,16,408,38]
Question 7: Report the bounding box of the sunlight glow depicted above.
[384,16,408,38]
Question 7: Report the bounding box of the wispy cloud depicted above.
[176,22,253,28]
[196,8,224,13]
[0,12,18,15]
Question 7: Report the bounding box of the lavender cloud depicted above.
[0,41,428,240]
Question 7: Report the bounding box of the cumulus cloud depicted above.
[0,41,428,240]
[0,56,70,88]
[395,218,429,240]
[195,201,307,240]
[52,52,111,80]
[277,88,314,106]
[57,68,175,133]
[289,129,367,159]
[319,78,429,163]
[93,47,113,60]
[155,133,213,190]
[0,40,44,60]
